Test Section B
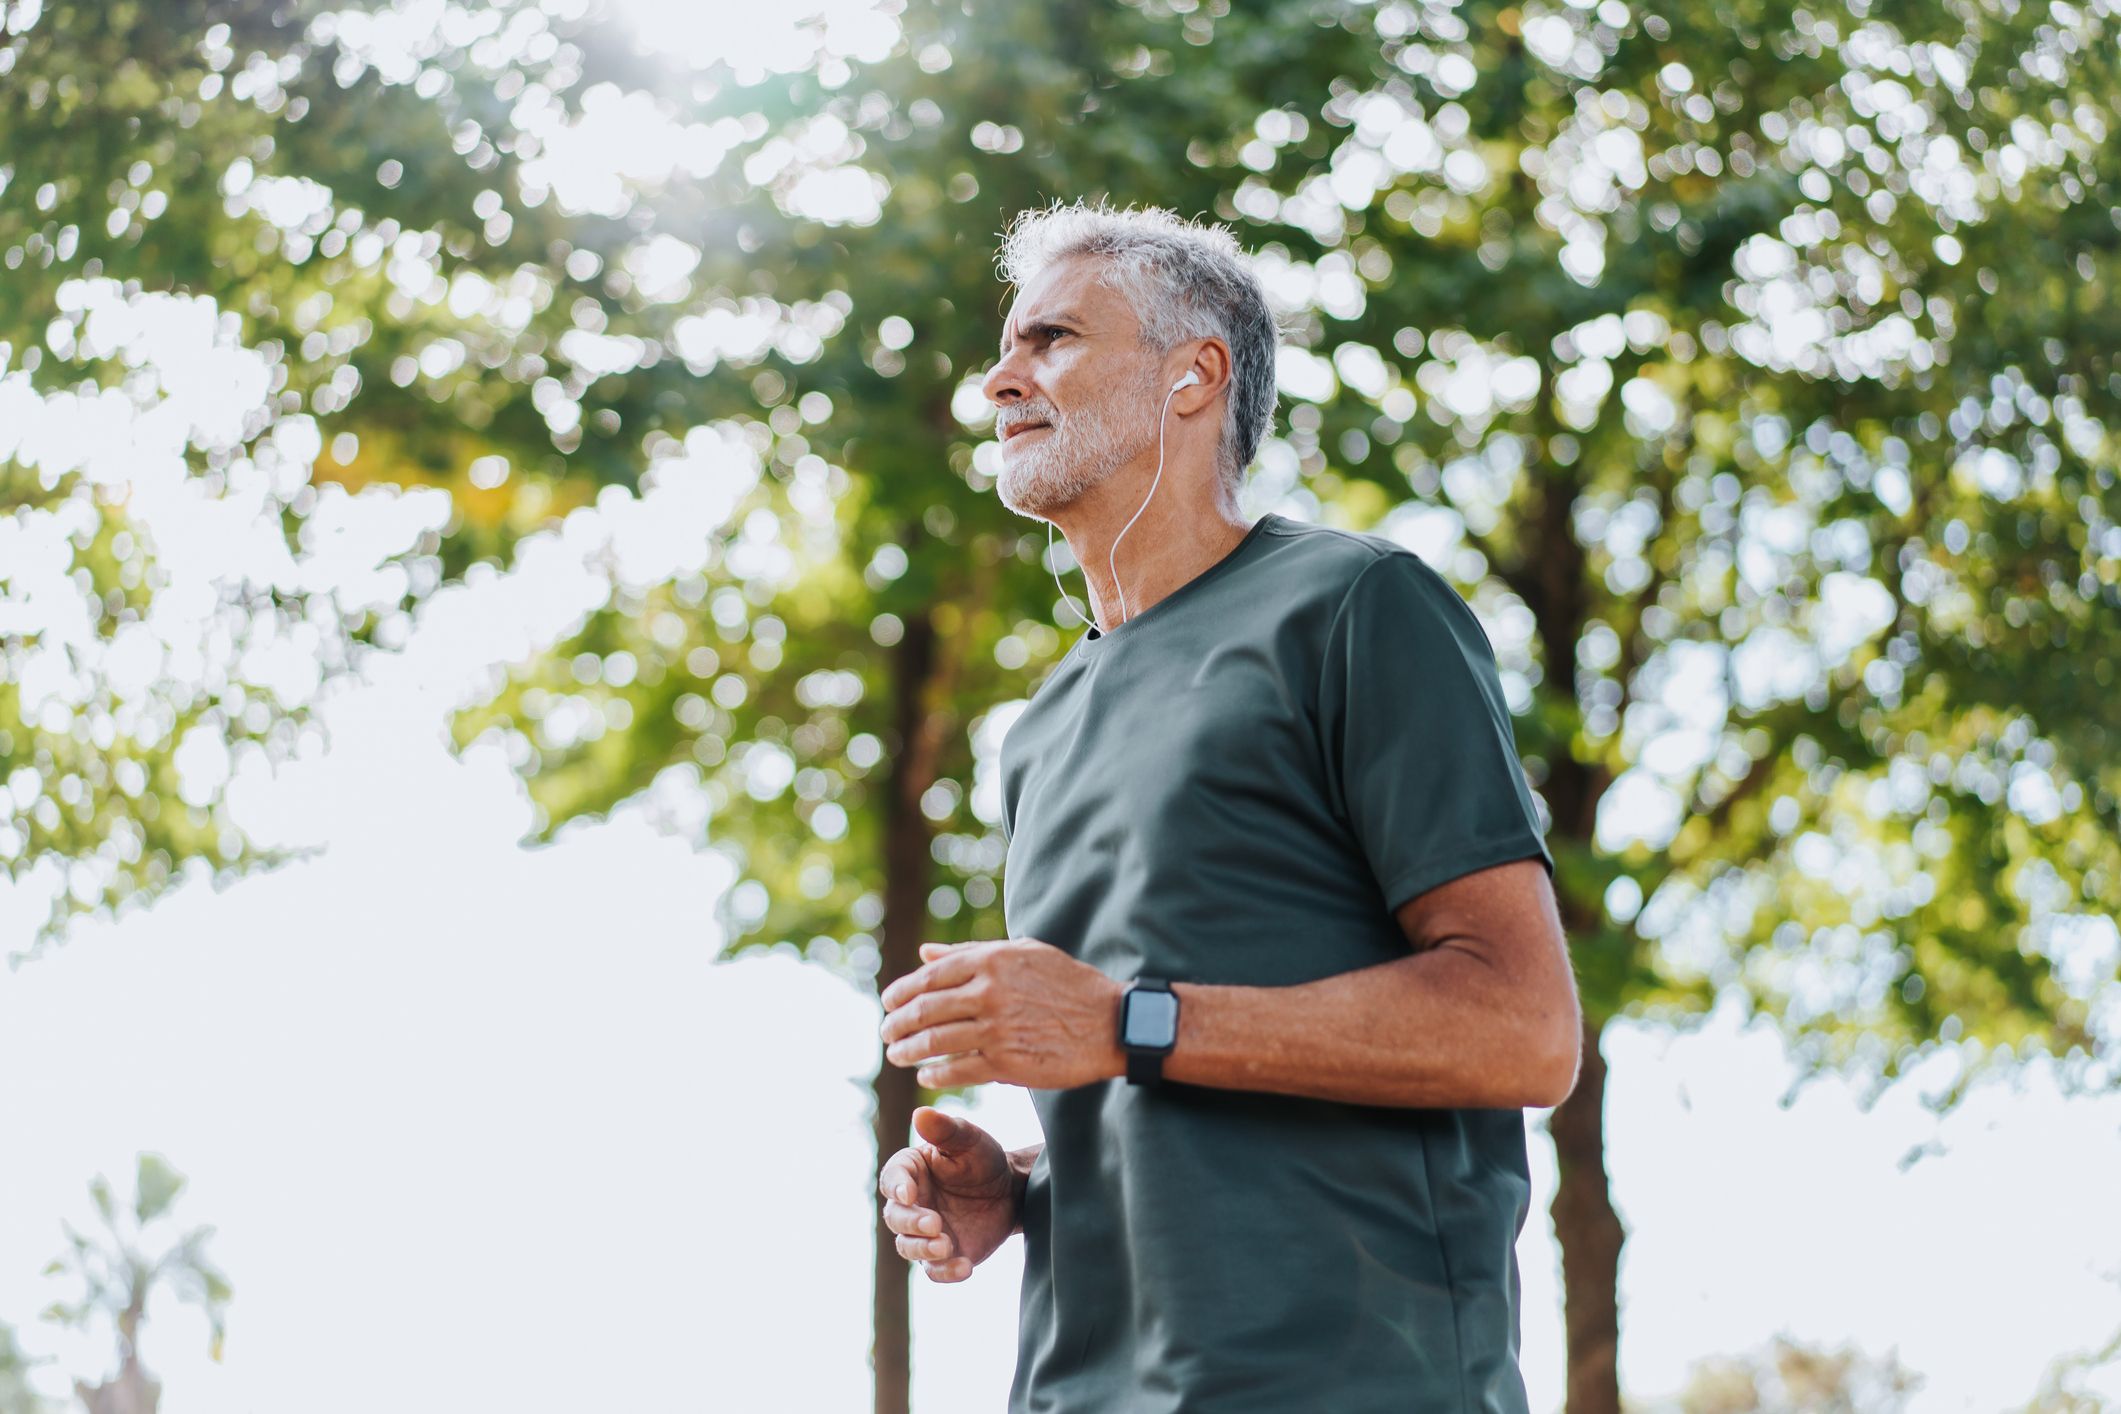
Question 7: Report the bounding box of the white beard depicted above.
[995,369,1161,519]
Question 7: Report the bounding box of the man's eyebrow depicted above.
[1000,310,1087,352]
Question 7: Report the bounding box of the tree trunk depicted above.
[1550,1014,1625,1414]
[871,1053,920,1414]
[78,1303,160,1414]
[873,611,942,1414]
[74,1362,159,1414]
[1508,428,1631,1414]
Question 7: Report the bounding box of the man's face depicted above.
[981,255,1161,518]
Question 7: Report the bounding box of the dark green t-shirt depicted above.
[998,513,1553,1414]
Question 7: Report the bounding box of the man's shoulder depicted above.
[1253,515,1460,620]
[1256,513,1405,572]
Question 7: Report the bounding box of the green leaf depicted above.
[133,1153,185,1225]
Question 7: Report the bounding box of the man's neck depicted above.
[1049,475,1251,632]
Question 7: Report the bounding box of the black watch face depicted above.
[1123,989,1179,1049]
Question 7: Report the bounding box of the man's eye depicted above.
[1041,326,1071,340]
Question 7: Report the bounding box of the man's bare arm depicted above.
[1160,858,1580,1109]
[880,858,1579,1108]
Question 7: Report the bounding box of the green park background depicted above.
[2,0,2118,1410]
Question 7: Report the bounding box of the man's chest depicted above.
[1000,638,1328,852]
[995,634,1395,987]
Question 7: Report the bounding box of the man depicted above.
[877,202,1581,1413]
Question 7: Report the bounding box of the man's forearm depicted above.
[1006,1144,1041,1236]
[1161,944,1578,1110]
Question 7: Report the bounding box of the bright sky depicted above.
[3,512,2119,1413]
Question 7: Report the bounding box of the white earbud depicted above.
[1170,370,1201,392]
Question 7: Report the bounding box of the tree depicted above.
[39,1153,232,1414]
[435,9,1395,1409]
[9,3,2116,1412]
[0,0,728,950]
[0,0,521,951]
[457,3,2121,1410]
[1295,5,2121,1407]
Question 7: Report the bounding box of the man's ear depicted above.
[1172,337,1233,413]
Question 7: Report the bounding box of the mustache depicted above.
[996,401,1059,436]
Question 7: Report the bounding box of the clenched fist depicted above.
[879,1107,1025,1283]
[880,939,1125,1090]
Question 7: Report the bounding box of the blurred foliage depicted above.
[1647,1330,2121,1414]
[2022,1317,2121,1414]
[4,0,2118,1407]
[3,0,2111,1067]
[1638,1337,1921,1414]
[453,1,1411,983]
[0,1323,56,1414]
[40,1153,230,1414]
[444,0,2121,1086]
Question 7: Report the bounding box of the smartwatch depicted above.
[1119,977,1180,1086]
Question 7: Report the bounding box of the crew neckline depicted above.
[1081,514,1280,645]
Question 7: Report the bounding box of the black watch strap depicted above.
[1126,1047,1166,1087]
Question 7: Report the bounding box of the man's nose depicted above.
[982,353,1029,407]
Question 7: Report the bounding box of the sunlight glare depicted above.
[607,0,900,83]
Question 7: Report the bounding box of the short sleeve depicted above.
[1318,553,1553,914]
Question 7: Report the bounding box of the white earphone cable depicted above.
[1047,520,1092,629]
[1107,380,1185,626]
[1044,372,1195,634]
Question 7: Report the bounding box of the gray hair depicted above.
[998,202,1280,500]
